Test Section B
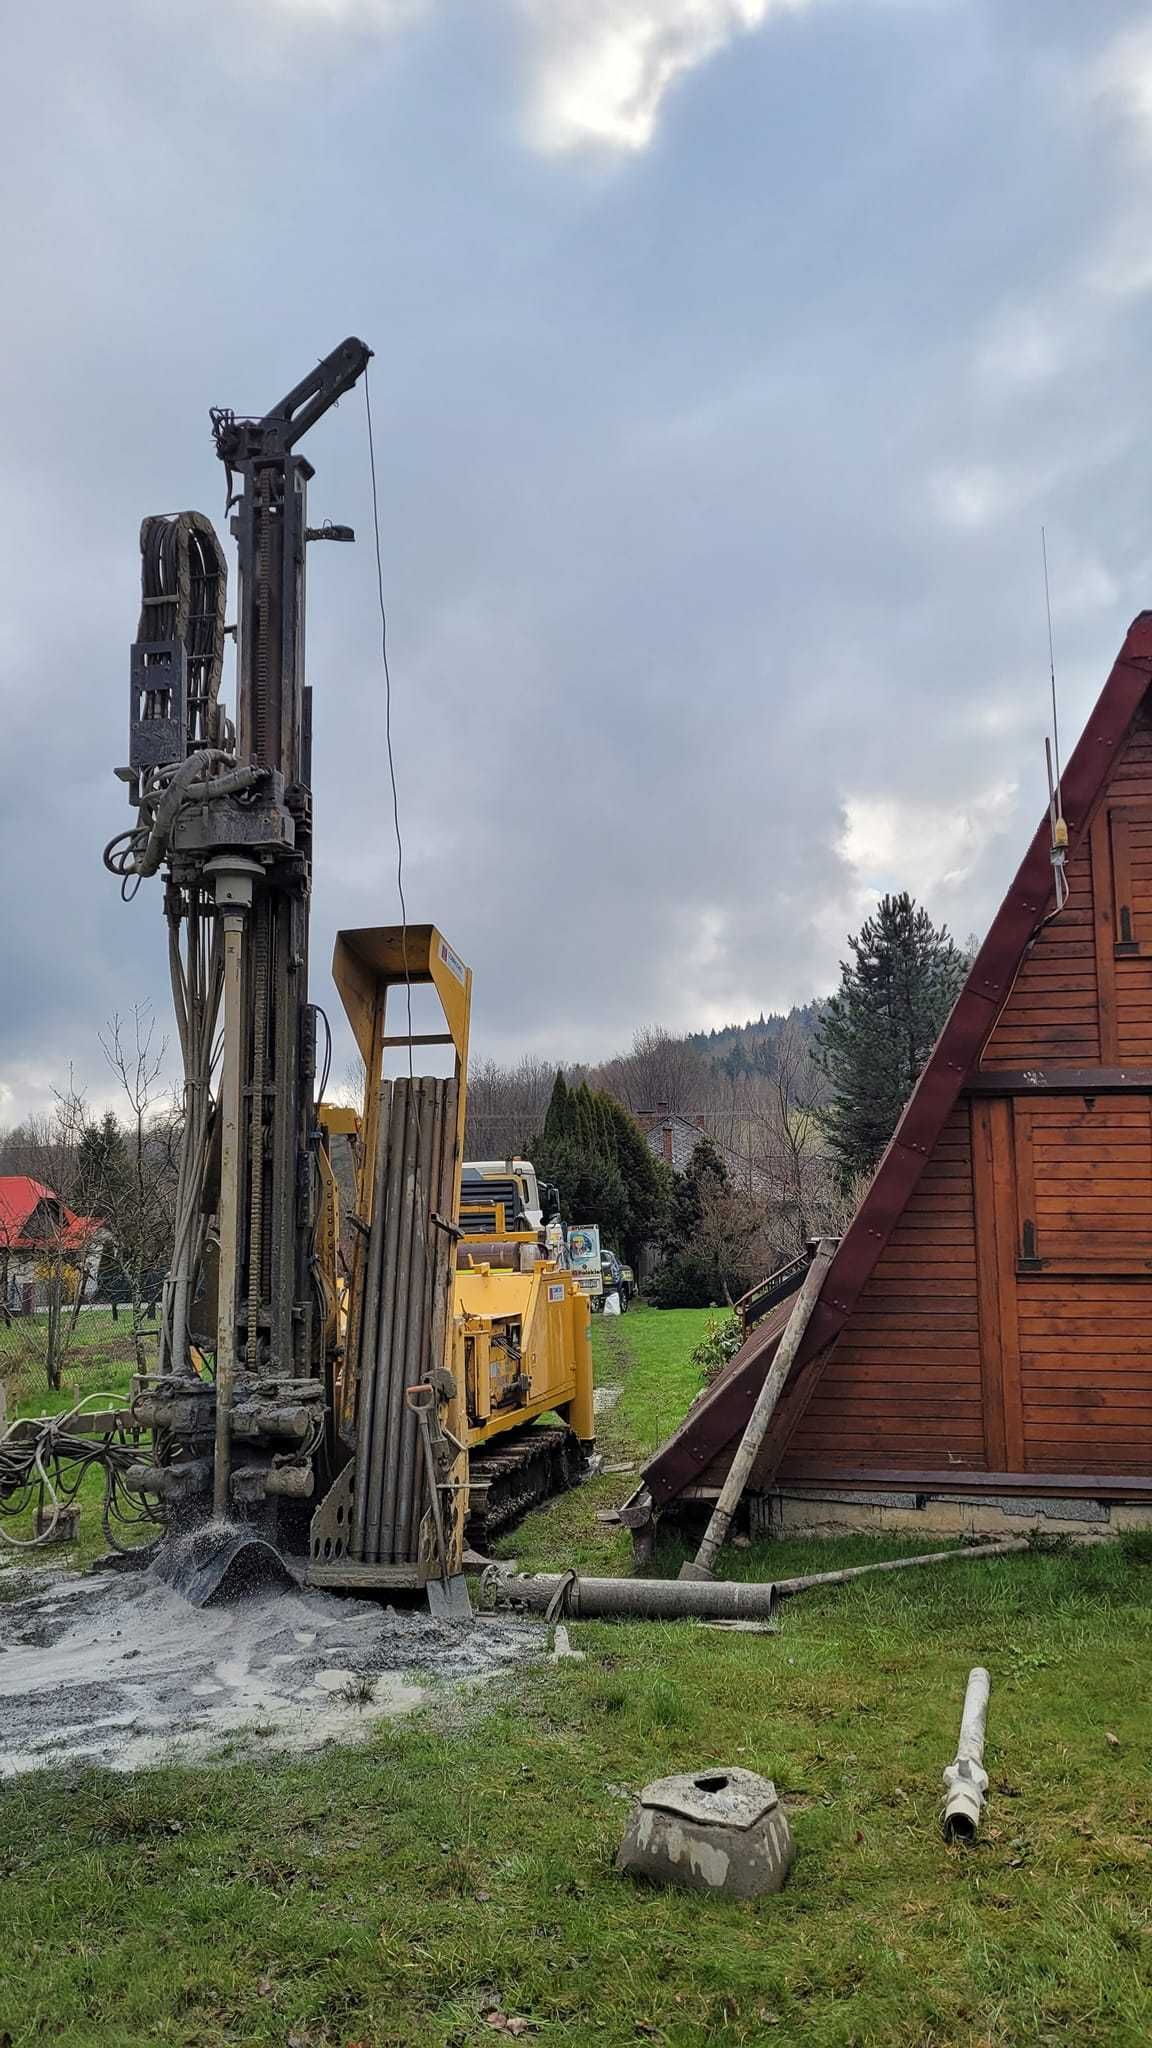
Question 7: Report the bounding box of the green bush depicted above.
[690,1310,744,1385]
[648,1250,723,1308]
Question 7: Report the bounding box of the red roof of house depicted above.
[0,1176,102,1253]
[644,609,1152,1505]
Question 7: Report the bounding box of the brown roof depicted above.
[644,610,1152,1507]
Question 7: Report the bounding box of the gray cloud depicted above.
[3,1,1152,1116]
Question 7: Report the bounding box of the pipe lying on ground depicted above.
[482,1540,1025,1623]
[771,1539,1025,1599]
[482,1569,778,1621]
[942,1666,991,1842]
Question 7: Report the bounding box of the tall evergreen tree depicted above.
[815,891,966,1185]
[534,1073,670,1264]
[543,1070,570,1144]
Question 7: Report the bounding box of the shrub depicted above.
[691,1312,744,1386]
[648,1251,722,1309]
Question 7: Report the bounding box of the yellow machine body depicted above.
[456,1257,594,1448]
[311,923,594,1588]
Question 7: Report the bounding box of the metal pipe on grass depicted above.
[942,1666,991,1842]
[487,1541,1025,1623]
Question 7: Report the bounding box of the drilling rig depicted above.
[50,337,596,1609]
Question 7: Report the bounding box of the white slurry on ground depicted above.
[0,1565,541,1779]
[593,1385,621,1414]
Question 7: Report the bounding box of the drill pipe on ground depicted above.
[942,1666,991,1842]
[484,1540,1025,1623]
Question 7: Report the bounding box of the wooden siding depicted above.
[1017,1279,1152,1474]
[980,708,1152,1070]
[778,1109,987,1474]
[980,812,1101,1069]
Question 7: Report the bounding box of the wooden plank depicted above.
[1022,1337,1152,1360]
[1110,808,1137,952]
[839,1329,980,1351]
[1024,1396,1152,1419]
[1091,806,1120,1059]
[685,1241,838,1561]
[965,1067,1152,1094]
[1017,1325,1152,1342]
[821,1365,983,1384]
[1011,1099,1037,1267]
[790,1419,987,1445]
[971,1097,1009,1471]
[990,1097,1024,1466]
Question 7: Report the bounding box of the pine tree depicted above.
[816,891,966,1186]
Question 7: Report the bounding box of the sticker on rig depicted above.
[547,1282,566,1303]
[438,938,467,984]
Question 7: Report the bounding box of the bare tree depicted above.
[464,1055,555,1158]
[100,1007,180,1343]
[691,1178,772,1308]
[596,1027,712,1117]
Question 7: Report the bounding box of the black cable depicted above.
[363,367,414,1071]
[315,1003,333,1104]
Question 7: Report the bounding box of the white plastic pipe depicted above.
[942,1666,990,1842]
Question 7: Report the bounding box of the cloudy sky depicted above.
[4,0,1152,1119]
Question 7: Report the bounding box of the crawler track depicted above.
[467,1425,586,1544]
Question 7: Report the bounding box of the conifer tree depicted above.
[816,891,966,1186]
[543,1070,567,1141]
[534,1073,670,1264]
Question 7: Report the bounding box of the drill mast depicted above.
[109,338,371,1528]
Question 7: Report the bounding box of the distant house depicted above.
[0,1177,106,1314]
[635,1110,767,1194]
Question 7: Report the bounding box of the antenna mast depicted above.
[1041,527,1069,912]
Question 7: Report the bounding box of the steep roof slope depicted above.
[644,611,1152,1507]
[0,1176,101,1253]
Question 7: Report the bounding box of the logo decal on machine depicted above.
[438,939,467,984]
[547,1283,566,1303]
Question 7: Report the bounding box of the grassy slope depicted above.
[3,1307,1152,2048]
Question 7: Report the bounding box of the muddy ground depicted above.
[0,1562,541,1778]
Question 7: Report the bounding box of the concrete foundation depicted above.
[617,1768,794,1899]
[752,1490,1152,1543]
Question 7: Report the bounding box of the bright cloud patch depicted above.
[244,0,807,150]
[513,0,805,153]
[840,784,1018,902]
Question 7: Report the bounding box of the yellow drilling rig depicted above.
[3,338,595,1609]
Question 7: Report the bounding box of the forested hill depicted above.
[688,1004,823,1080]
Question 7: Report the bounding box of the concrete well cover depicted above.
[640,1767,779,1829]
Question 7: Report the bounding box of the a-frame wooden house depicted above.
[643,613,1152,1535]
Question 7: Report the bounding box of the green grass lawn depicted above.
[3,1306,1152,2047]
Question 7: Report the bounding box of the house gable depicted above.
[645,612,1152,1508]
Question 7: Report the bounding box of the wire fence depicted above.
[0,1303,145,1417]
